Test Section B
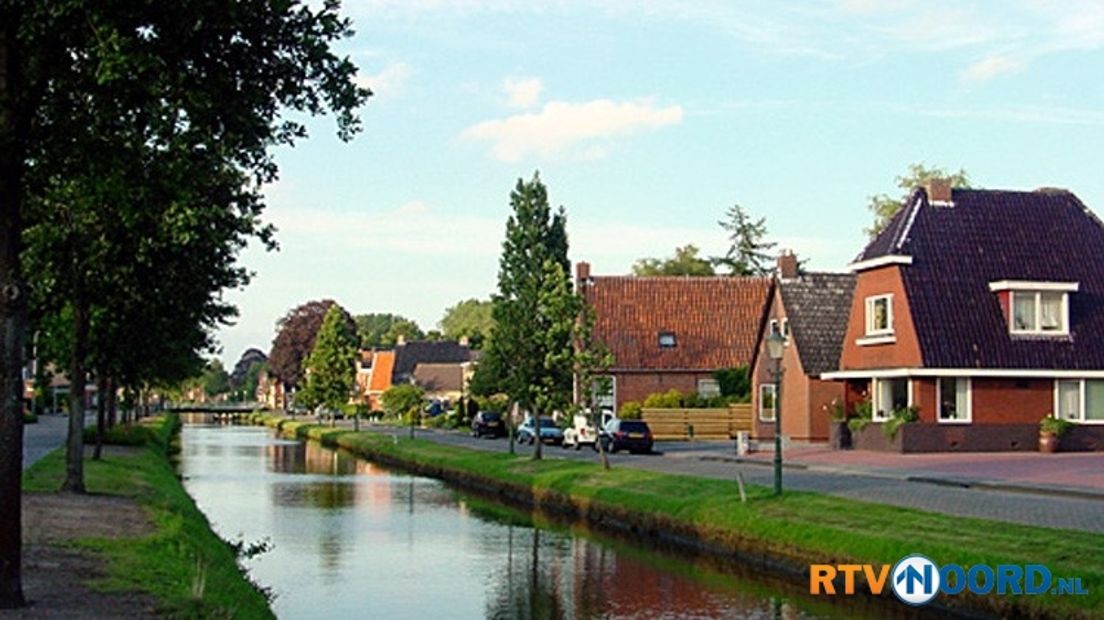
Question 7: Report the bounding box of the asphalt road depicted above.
[22,414,80,469]
[368,424,1104,533]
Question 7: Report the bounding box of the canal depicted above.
[177,424,900,619]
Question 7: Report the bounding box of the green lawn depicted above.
[24,415,273,619]
[254,412,1103,619]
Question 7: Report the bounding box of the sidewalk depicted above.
[688,442,1104,501]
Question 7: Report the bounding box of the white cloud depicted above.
[960,54,1025,82]
[355,61,412,97]
[460,98,683,162]
[503,77,543,108]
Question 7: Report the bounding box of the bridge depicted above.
[167,402,266,423]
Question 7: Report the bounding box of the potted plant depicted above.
[824,398,851,449]
[1039,414,1072,453]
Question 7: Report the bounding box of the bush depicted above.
[22,412,38,424]
[712,365,750,400]
[643,389,685,409]
[619,401,643,419]
[382,384,425,419]
[1040,415,1073,437]
[641,389,737,409]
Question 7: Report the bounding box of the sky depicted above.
[217,0,1104,365]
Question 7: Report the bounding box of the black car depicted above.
[471,411,507,438]
[600,419,654,454]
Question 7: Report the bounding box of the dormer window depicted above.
[989,281,1077,336]
[658,331,677,348]
[865,294,893,336]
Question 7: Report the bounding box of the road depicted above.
[22,413,93,470]
[368,425,1104,533]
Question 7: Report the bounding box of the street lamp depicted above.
[766,330,785,496]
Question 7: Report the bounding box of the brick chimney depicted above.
[396,334,406,346]
[575,261,592,288]
[925,178,953,205]
[777,250,798,280]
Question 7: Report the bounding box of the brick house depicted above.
[822,182,1104,451]
[751,255,855,442]
[354,350,395,411]
[576,262,771,412]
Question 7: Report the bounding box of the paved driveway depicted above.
[362,424,1104,533]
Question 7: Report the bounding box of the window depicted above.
[937,378,971,423]
[1010,291,1068,334]
[759,384,776,421]
[872,377,910,421]
[697,379,720,398]
[1055,379,1104,423]
[781,318,790,341]
[592,376,615,411]
[769,319,779,335]
[658,331,677,348]
[865,295,893,336]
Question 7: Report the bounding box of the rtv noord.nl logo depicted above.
[810,555,1088,606]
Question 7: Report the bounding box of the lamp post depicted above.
[766,330,785,496]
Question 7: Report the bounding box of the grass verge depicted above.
[252,412,1102,619]
[23,414,273,619]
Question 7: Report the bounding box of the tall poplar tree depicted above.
[482,173,570,459]
[301,304,358,428]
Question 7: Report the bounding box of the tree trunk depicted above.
[92,374,106,460]
[62,297,88,494]
[531,409,543,461]
[107,380,117,428]
[0,16,27,608]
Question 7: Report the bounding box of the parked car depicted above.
[562,413,599,450]
[471,411,506,438]
[599,419,654,454]
[516,417,564,446]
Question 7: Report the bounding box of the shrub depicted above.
[847,399,873,433]
[643,389,686,409]
[619,401,643,419]
[381,384,425,419]
[712,365,750,399]
[22,412,38,424]
[82,424,157,446]
[1040,415,1073,437]
[883,405,919,440]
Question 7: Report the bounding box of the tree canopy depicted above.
[712,204,776,276]
[268,300,355,390]
[354,313,425,348]
[438,299,494,349]
[299,305,358,413]
[866,163,971,237]
[631,244,716,276]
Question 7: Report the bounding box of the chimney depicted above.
[458,335,469,348]
[396,334,406,346]
[576,261,591,284]
[777,250,798,280]
[925,178,953,205]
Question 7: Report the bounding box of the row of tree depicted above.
[0,1,370,608]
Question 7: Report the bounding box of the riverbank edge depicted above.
[254,413,1100,620]
[22,414,274,619]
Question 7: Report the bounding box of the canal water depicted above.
[177,424,897,619]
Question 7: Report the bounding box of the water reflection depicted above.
[178,425,902,619]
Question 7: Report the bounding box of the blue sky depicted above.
[217,0,1104,364]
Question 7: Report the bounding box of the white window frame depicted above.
[936,377,972,424]
[864,294,894,337]
[1053,379,1104,424]
[697,378,720,399]
[769,319,779,335]
[1009,291,1069,336]
[759,383,776,422]
[658,331,677,348]
[871,377,912,422]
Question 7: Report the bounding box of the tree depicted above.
[0,1,369,604]
[866,163,971,237]
[201,360,231,399]
[230,349,268,388]
[631,245,716,276]
[269,300,355,396]
[712,204,777,276]
[354,313,425,348]
[381,383,425,438]
[301,304,357,426]
[439,299,495,349]
[481,173,571,460]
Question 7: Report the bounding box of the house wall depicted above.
[838,265,923,370]
[613,371,715,409]
[972,378,1053,423]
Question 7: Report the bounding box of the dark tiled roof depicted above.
[583,275,771,370]
[860,188,1104,369]
[779,273,856,375]
[392,341,472,383]
[413,363,464,392]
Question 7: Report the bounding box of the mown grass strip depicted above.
[251,412,1103,619]
[24,415,273,619]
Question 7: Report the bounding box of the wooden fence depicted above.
[640,404,753,440]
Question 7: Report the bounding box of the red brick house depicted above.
[751,255,855,442]
[822,182,1104,451]
[576,262,771,412]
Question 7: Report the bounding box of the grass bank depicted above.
[24,414,273,619]
[252,412,1102,619]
